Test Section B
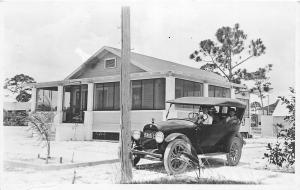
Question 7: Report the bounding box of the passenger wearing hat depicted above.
[198,105,213,125]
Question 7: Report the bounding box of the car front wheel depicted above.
[163,139,191,175]
[226,137,242,166]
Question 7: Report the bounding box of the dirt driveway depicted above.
[2,126,296,186]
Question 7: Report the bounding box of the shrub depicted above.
[27,111,55,164]
[264,87,295,168]
[3,110,28,126]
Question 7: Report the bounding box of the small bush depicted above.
[3,110,28,126]
[264,87,295,169]
[27,112,55,164]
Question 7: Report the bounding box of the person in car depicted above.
[226,108,238,122]
[198,106,213,124]
[226,107,244,141]
[209,106,219,123]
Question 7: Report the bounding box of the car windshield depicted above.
[166,104,201,121]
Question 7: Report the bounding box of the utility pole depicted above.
[120,6,132,183]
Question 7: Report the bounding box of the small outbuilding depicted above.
[3,102,31,126]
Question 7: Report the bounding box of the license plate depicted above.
[144,132,153,138]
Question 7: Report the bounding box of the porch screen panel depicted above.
[215,86,223,97]
[223,88,230,98]
[208,85,215,97]
[94,82,120,111]
[103,83,114,110]
[175,78,204,98]
[36,87,58,111]
[175,79,184,98]
[94,79,165,111]
[132,78,165,110]
[141,79,154,109]
[153,78,165,109]
[94,84,104,110]
[208,85,230,98]
[132,80,142,110]
[81,85,88,110]
[183,80,194,97]
[194,83,203,96]
[114,83,120,110]
[62,85,87,123]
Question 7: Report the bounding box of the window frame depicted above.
[93,78,166,111]
[36,87,58,111]
[131,78,166,110]
[93,82,120,111]
[104,58,117,69]
[208,85,230,98]
[175,78,204,98]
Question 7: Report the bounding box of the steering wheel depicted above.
[188,112,199,120]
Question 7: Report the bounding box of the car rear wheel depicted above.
[226,137,242,166]
[163,139,191,175]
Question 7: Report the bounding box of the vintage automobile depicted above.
[131,96,246,175]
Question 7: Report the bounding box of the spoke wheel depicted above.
[164,139,191,175]
[226,137,242,166]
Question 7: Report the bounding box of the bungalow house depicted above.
[30,46,244,141]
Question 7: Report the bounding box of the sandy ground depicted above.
[1,126,297,188]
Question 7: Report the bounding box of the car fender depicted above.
[165,133,191,144]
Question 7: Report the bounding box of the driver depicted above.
[198,106,213,125]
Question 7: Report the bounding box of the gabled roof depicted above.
[261,100,279,113]
[272,99,289,117]
[65,46,233,85]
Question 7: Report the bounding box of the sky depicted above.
[1,0,297,105]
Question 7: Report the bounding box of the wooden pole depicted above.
[120,6,132,183]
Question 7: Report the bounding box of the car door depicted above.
[196,121,228,148]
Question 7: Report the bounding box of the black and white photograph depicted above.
[0,0,298,189]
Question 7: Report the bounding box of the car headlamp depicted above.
[155,131,164,143]
[132,130,141,140]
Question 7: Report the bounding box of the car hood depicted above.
[144,119,196,132]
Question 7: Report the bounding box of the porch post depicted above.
[56,85,63,124]
[84,82,94,140]
[164,76,175,119]
[203,83,209,97]
[30,87,37,113]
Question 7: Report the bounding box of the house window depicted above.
[36,87,58,111]
[175,78,203,98]
[208,85,230,98]
[104,58,116,69]
[132,78,166,110]
[94,82,120,111]
[94,78,165,111]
